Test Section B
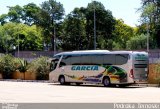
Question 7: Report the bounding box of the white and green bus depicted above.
[49,50,148,87]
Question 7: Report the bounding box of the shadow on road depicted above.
[49,83,145,89]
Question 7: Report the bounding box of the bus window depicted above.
[70,55,81,65]
[116,54,129,65]
[134,64,147,68]
[61,55,71,66]
[81,55,92,65]
[103,54,115,65]
[91,55,103,65]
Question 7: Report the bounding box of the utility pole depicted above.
[147,23,149,52]
[54,26,56,54]
[93,0,96,50]
[18,33,19,57]
[5,32,8,54]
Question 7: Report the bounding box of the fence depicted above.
[9,50,160,83]
[13,50,160,63]
[149,50,160,63]
[14,51,57,62]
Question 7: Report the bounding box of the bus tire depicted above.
[59,76,66,85]
[103,77,110,87]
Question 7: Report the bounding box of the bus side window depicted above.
[116,54,129,65]
[50,60,57,71]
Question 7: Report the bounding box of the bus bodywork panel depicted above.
[49,50,148,86]
[50,65,129,84]
[132,52,148,82]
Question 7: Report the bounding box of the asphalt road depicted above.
[0,81,160,103]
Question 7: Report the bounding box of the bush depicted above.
[154,64,160,86]
[15,58,28,79]
[0,54,17,79]
[27,57,50,80]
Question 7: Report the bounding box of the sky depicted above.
[0,0,142,27]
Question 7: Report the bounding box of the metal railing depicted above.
[149,51,160,63]
[13,50,160,63]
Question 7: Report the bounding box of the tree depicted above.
[39,0,65,51]
[7,5,23,23]
[140,0,160,48]
[0,22,43,53]
[0,23,16,53]
[23,3,41,25]
[0,14,8,25]
[126,34,156,50]
[0,3,41,26]
[61,8,87,50]
[112,19,134,50]
[85,1,115,49]
[0,0,65,51]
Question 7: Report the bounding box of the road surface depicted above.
[0,81,159,103]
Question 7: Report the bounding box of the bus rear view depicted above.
[132,52,148,83]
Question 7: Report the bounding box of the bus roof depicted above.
[54,50,148,57]
[55,50,109,56]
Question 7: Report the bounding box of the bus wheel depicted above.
[103,77,110,87]
[59,76,65,85]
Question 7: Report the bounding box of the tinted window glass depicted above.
[116,54,129,65]
[90,55,103,65]
[60,54,129,66]
[70,55,81,65]
[50,55,61,70]
[134,64,147,68]
[81,55,92,65]
[103,54,115,65]
[61,55,71,65]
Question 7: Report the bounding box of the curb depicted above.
[0,79,50,83]
[132,83,159,87]
[0,79,159,87]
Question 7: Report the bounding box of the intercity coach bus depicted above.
[49,50,148,87]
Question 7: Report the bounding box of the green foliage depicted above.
[112,19,134,50]
[61,1,115,50]
[3,0,160,51]
[14,58,28,79]
[0,22,43,52]
[0,55,50,80]
[140,2,156,23]
[0,1,65,51]
[41,0,64,22]
[16,58,28,73]
[61,8,87,50]
[126,34,148,50]
[85,1,115,49]
[140,0,160,48]
[154,64,160,86]
[39,0,65,50]
[7,5,23,23]
[0,54,17,79]
[23,3,41,25]
[0,14,8,25]
[28,57,50,80]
